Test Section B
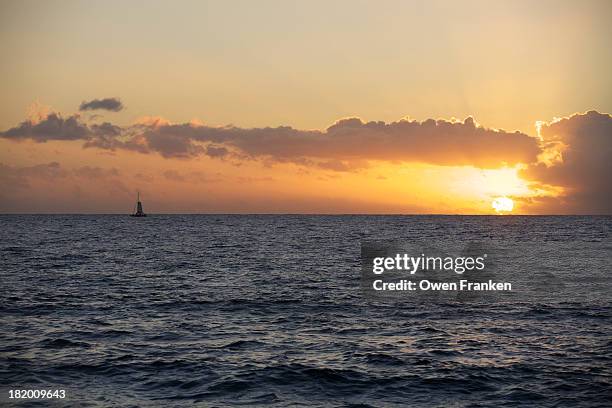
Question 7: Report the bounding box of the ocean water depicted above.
[0,215,610,407]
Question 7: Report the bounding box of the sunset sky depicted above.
[1,0,611,214]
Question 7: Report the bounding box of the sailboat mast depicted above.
[133,191,138,214]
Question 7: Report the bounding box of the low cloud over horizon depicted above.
[1,103,611,214]
[1,107,541,168]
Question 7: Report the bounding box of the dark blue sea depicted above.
[1,215,611,407]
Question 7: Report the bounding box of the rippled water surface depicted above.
[1,215,610,406]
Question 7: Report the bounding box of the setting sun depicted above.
[492,197,514,214]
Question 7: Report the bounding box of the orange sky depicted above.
[1,1,611,214]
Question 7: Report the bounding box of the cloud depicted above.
[236,176,275,183]
[3,111,541,167]
[83,130,149,154]
[0,162,123,191]
[79,97,124,112]
[205,145,229,158]
[520,111,612,214]
[163,169,220,183]
[126,116,541,168]
[0,113,90,142]
[144,129,204,158]
[0,162,67,192]
[163,170,185,182]
[316,159,366,172]
[0,162,131,212]
[73,166,120,179]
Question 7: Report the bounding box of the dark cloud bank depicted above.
[0,113,539,166]
[519,111,612,214]
[1,109,611,213]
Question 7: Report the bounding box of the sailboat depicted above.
[130,192,147,217]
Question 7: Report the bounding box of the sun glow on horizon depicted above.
[492,196,514,214]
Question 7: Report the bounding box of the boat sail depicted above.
[130,192,147,217]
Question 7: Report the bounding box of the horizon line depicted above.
[1,213,610,216]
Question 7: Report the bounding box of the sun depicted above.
[492,196,514,214]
